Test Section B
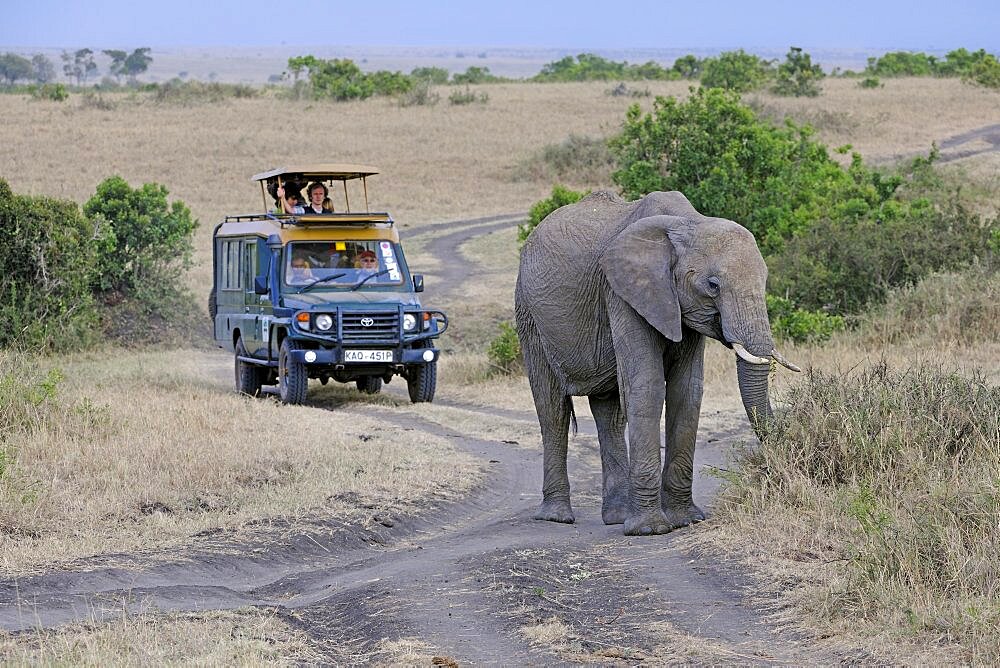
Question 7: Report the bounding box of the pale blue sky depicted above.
[1,0,997,51]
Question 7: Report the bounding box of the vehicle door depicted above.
[244,237,272,357]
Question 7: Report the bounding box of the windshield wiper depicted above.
[297,272,347,293]
[350,269,391,291]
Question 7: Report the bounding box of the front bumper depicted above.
[289,346,438,365]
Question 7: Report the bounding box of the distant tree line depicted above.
[0,47,153,88]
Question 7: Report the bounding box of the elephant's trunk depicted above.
[736,356,773,441]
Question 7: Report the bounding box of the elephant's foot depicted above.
[534,497,575,524]
[601,485,631,525]
[623,508,673,536]
[661,501,706,530]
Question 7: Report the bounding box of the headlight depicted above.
[403,313,417,331]
[315,314,334,331]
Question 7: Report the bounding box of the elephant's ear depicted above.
[598,214,687,342]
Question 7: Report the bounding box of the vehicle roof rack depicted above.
[252,164,381,213]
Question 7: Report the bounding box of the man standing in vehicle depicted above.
[304,182,331,214]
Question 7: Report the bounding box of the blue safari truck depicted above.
[209,164,447,404]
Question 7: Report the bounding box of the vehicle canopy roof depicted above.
[252,163,381,214]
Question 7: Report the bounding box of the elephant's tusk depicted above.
[732,342,770,365]
[771,347,802,373]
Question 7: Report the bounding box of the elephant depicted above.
[514,190,800,536]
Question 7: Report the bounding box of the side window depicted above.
[243,240,257,287]
[222,239,244,290]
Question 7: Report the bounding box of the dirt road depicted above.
[1,215,859,663]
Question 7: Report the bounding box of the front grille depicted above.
[342,311,399,342]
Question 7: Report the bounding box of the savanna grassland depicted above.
[1,75,999,662]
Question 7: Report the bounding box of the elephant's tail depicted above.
[565,396,578,436]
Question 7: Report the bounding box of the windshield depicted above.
[284,240,405,289]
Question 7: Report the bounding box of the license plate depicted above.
[344,349,393,363]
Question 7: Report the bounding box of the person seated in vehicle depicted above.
[356,249,380,275]
[288,256,313,284]
[276,185,305,214]
[303,182,333,214]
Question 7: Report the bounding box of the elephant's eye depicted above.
[706,276,721,297]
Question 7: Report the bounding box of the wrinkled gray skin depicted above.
[515,191,777,536]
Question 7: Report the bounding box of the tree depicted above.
[671,54,703,79]
[122,47,152,81]
[61,48,97,86]
[0,52,33,86]
[771,46,824,97]
[102,49,127,84]
[700,50,771,92]
[31,54,55,84]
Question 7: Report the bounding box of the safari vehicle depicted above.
[209,164,447,404]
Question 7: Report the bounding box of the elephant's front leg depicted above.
[608,297,671,536]
[662,332,707,529]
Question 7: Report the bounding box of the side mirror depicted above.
[412,274,424,293]
[254,275,268,295]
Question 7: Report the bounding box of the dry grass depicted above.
[0,348,481,575]
[0,607,320,664]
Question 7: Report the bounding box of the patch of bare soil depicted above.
[1,217,865,662]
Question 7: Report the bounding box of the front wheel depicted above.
[356,376,382,394]
[406,362,436,403]
[235,336,265,397]
[278,338,308,405]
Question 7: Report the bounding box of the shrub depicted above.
[519,184,587,245]
[717,363,1000,660]
[410,66,449,85]
[83,177,199,343]
[151,79,258,104]
[448,85,488,105]
[451,66,503,85]
[0,179,101,350]
[865,51,937,76]
[963,53,1000,89]
[765,294,844,343]
[517,134,614,186]
[859,263,1000,346]
[768,162,997,315]
[771,47,823,97]
[30,83,68,101]
[487,322,522,375]
[700,50,772,92]
[398,78,439,107]
[858,76,882,89]
[609,87,888,255]
[533,53,675,82]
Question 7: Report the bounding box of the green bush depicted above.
[864,51,938,76]
[771,47,823,97]
[519,184,587,245]
[963,53,1000,88]
[0,179,101,350]
[858,76,882,89]
[671,55,704,79]
[768,156,997,315]
[766,294,844,343]
[533,53,675,82]
[609,87,895,255]
[83,176,197,296]
[700,50,772,92]
[410,66,449,85]
[448,85,488,105]
[451,66,504,85]
[30,83,68,101]
[487,322,522,375]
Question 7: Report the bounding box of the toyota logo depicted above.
[360,317,375,327]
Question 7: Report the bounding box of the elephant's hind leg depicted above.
[518,311,574,524]
[589,389,630,525]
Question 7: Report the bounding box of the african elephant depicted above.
[515,190,799,536]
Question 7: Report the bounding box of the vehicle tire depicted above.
[278,338,309,405]
[407,361,436,403]
[356,376,383,394]
[235,336,265,397]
